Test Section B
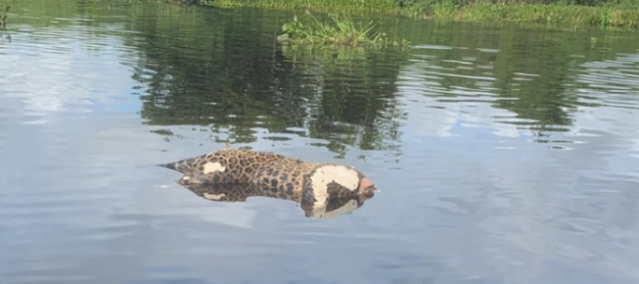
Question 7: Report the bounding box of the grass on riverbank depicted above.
[1,5,9,31]
[204,0,639,29]
[207,0,398,13]
[424,2,639,28]
[276,14,411,48]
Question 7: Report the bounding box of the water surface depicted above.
[1,1,639,283]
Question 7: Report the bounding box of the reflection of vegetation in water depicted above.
[281,41,409,153]
[115,6,406,154]
[9,0,637,149]
[277,13,410,48]
[399,20,638,140]
[128,8,309,143]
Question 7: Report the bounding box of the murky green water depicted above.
[1,1,639,283]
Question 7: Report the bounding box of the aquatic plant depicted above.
[276,14,411,49]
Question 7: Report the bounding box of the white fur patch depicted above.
[309,165,360,204]
[203,193,226,200]
[203,162,226,174]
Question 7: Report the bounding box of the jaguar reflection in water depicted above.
[160,143,377,219]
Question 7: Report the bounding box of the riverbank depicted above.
[199,0,639,29]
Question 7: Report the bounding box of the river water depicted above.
[1,1,639,283]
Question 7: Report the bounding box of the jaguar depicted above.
[160,143,377,209]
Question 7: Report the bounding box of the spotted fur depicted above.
[160,143,376,208]
[176,175,373,219]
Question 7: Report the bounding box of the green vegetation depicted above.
[201,0,639,29]
[208,0,398,13]
[276,14,410,48]
[1,5,9,31]
[420,2,639,28]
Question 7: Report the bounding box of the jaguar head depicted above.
[301,164,376,208]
